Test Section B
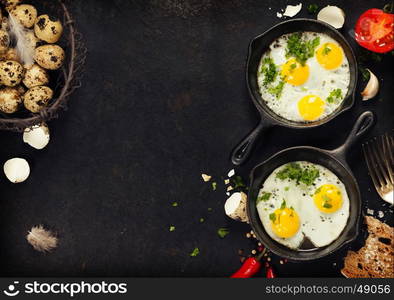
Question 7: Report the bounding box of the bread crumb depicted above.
[366,208,374,215]
[201,173,211,182]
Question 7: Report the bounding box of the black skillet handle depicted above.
[330,111,375,163]
[231,120,270,165]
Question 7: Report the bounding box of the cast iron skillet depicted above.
[247,111,374,261]
[231,19,358,165]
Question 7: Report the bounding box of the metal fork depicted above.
[362,133,393,205]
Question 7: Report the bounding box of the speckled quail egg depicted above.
[23,64,49,88]
[0,29,10,53]
[23,86,53,113]
[0,87,22,113]
[9,4,37,28]
[0,60,24,87]
[34,14,63,43]
[34,44,65,70]
[1,17,10,32]
[1,0,21,10]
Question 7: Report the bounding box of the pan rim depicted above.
[246,18,358,129]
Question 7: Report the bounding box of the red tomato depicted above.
[355,8,394,53]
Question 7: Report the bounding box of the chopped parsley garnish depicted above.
[322,195,333,208]
[284,186,290,191]
[217,227,230,238]
[211,182,217,191]
[322,45,331,55]
[169,225,175,232]
[190,247,200,257]
[359,66,370,81]
[280,200,286,209]
[307,4,319,14]
[269,213,276,222]
[172,202,178,207]
[257,192,272,204]
[314,186,322,194]
[260,57,278,85]
[276,162,320,186]
[286,33,320,65]
[232,176,246,189]
[268,79,285,98]
[290,63,297,70]
[326,88,342,103]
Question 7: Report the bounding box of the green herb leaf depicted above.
[286,33,320,65]
[280,199,286,210]
[217,227,230,238]
[190,247,200,257]
[323,202,332,209]
[359,66,371,82]
[260,57,278,85]
[314,186,322,194]
[276,162,319,186]
[268,79,285,98]
[232,176,246,189]
[284,186,290,191]
[212,182,217,191]
[307,4,319,14]
[322,45,331,55]
[269,212,276,222]
[257,192,272,203]
[326,88,342,103]
[169,225,175,232]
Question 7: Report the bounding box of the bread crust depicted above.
[341,216,394,278]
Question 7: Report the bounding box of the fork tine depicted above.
[363,141,384,191]
[370,138,390,186]
[383,133,394,168]
[381,134,394,184]
[374,136,392,185]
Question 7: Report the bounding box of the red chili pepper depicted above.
[230,249,266,278]
[266,265,276,278]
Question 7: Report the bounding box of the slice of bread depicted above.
[341,216,394,278]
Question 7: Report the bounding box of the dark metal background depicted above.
[0,0,392,277]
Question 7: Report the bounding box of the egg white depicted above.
[257,32,350,122]
[256,161,350,249]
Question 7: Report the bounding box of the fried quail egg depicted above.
[256,161,350,249]
[257,32,350,122]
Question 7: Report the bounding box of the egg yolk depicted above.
[316,42,343,70]
[271,207,300,238]
[281,58,309,86]
[313,184,343,213]
[298,95,325,121]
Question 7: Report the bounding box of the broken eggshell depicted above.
[23,123,50,149]
[361,69,379,101]
[3,157,30,183]
[224,192,248,223]
[317,6,345,29]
